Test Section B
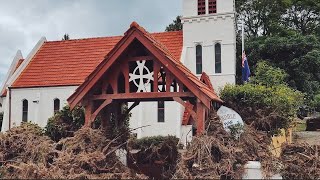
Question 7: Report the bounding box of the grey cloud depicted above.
[0,0,182,84]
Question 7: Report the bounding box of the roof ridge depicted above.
[46,35,123,43]
[45,31,182,44]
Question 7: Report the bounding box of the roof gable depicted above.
[68,22,221,108]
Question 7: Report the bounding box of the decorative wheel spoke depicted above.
[129,60,154,92]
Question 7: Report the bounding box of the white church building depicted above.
[0,0,236,141]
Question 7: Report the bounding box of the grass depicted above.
[294,121,306,132]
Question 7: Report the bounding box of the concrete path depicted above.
[294,131,320,145]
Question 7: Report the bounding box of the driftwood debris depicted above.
[0,123,146,179]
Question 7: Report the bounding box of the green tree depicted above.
[236,0,290,37]
[165,16,182,32]
[244,34,320,98]
[251,61,288,86]
[283,0,320,35]
[311,93,320,111]
[236,0,319,37]
[45,105,85,141]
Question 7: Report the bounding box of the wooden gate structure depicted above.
[68,22,222,134]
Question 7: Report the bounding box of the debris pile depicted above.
[127,136,179,179]
[225,101,288,134]
[281,143,320,179]
[0,123,146,179]
[173,110,279,179]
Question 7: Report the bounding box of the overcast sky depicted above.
[0,0,182,85]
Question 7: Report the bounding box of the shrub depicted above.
[311,93,320,112]
[45,105,85,141]
[251,61,288,87]
[220,84,304,134]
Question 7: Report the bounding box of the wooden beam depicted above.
[123,64,130,93]
[173,97,197,121]
[128,56,154,61]
[93,92,194,100]
[196,100,205,135]
[166,73,173,92]
[90,98,113,122]
[84,100,94,127]
[153,63,159,92]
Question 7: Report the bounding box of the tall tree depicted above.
[244,34,320,98]
[165,16,183,32]
[282,0,320,35]
[236,0,290,37]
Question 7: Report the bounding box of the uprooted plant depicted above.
[173,110,280,179]
[0,123,147,179]
[127,135,179,179]
[281,143,320,179]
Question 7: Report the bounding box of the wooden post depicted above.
[166,73,173,92]
[196,99,205,135]
[153,63,159,92]
[123,64,130,93]
[84,100,94,127]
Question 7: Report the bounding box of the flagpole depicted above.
[241,20,244,53]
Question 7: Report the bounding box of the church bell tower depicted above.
[182,0,236,92]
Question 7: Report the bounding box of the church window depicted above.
[22,99,28,122]
[158,101,165,122]
[198,0,206,15]
[196,45,203,74]
[208,0,217,14]
[54,98,60,114]
[215,43,221,73]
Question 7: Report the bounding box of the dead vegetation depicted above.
[127,136,179,179]
[0,109,317,179]
[281,143,320,179]
[0,123,146,179]
[173,110,279,179]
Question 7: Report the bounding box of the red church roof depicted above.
[12,31,182,88]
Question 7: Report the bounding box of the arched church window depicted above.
[54,98,60,114]
[198,0,206,15]
[196,44,203,74]
[22,99,28,122]
[209,0,217,14]
[215,43,221,73]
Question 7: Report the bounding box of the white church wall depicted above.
[217,0,235,14]
[130,101,183,139]
[7,86,77,130]
[208,74,235,94]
